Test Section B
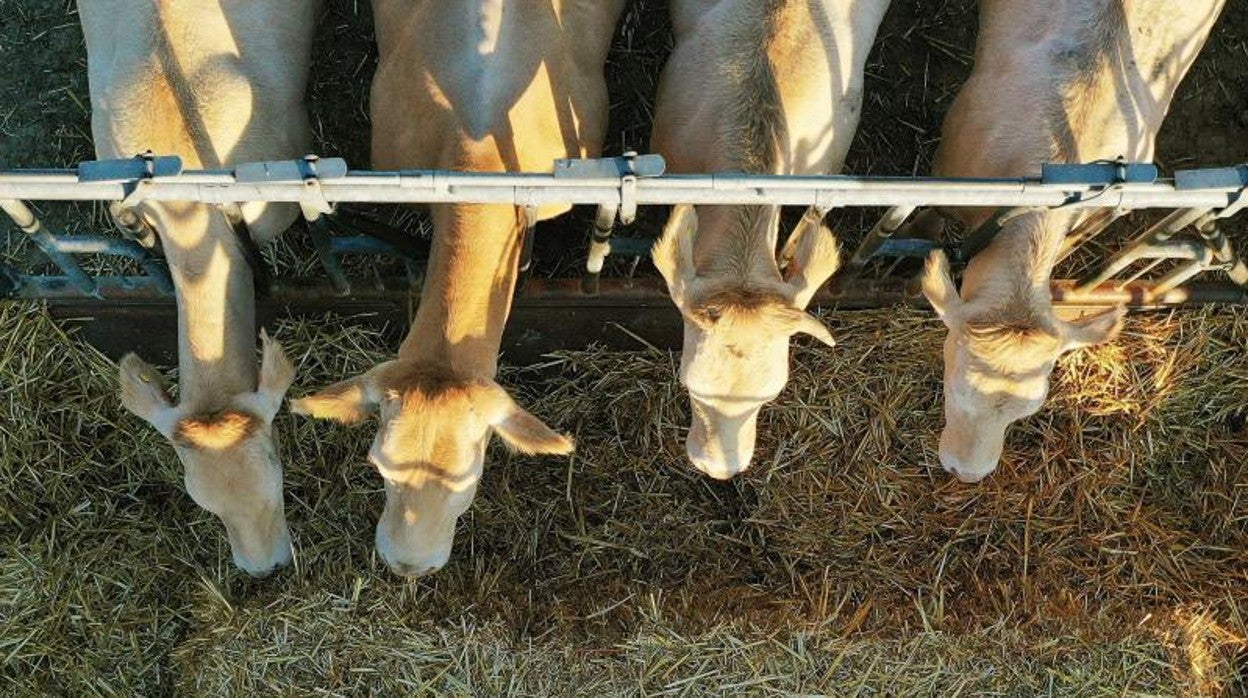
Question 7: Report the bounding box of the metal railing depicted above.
[2,154,1246,306]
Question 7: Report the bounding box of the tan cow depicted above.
[291,0,628,577]
[921,0,1225,483]
[650,0,891,479]
[80,0,315,575]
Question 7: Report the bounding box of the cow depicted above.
[80,0,315,575]
[921,0,1226,483]
[291,0,628,577]
[649,0,891,479]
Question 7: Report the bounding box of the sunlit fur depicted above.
[292,0,626,577]
[650,0,890,479]
[922,0,1224,483]
[80,1,316,574]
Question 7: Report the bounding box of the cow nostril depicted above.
[243,563,280,579]
[702,464,738,481]
[946,465,988,484]
[388,560,440,578]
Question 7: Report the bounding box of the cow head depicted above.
[653,205,840,479]
[118,331,296,576]
[922,250,1125,482]
[291,362,572,577]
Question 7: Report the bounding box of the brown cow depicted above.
[922,0,1225,482]
[80,0,315,575]
[292,0,628,576]
[650,0,891,479]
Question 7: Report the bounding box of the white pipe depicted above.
[0,168,1242,210]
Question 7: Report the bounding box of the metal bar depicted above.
[1049,280,1248,306]
[327,209,425,259]
[1075,207,1210,291]
[54,236,152,257]
[1150,260,1210,298]
[583,203,619,295]
[2,199,98,296]
[8,274,170,298]
[1056,208,1127,263]
[1085,239,1208,291]
[605,238,652,257]
[328,235,400,255]
[1115,257,1169,288]
[12,274,1247,307]
[1,168,1245,210]
[303,214,351,295]
[1198,219,1248,285]
[54,235,175,294]
[321,209,425,288]
[840,206,916,276]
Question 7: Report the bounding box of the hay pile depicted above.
[2,301,1245,694]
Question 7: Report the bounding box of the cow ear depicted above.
[780,211,840,309]
[235,330,297,421]
[477,383,574,455]
[921,250,962,328]
[776,306,836,347]
[652,205,698,308]
[289,368,383,424]
[494,405,575,455]
[118,353,179,438]
[1062,306,1126,352]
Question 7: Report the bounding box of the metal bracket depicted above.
[237,155,347,216]
[1175,166,1248,221]
[78,153,184,182]
[619,173,638,225]
[553,153,666,179]
[554,152,666,226]
[1216,192,1248,221]
[79,152,185,210]
[1173,165,1248,191]
[234,155,349,183]
[1040,161,1159,186]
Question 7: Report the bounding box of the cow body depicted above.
[293,0,628,576]
[80,0,314,574]
[922,0,1226,482]
[650,0,890,479]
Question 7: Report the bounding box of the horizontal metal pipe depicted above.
[1,169,1244,210]
[11,275,168,299]
[328,235,399,254]
[17,274,1248,308]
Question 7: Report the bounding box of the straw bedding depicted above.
[2,0,1247,694]
[2,302,1246,694]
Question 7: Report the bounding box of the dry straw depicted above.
[2,301,1245,695]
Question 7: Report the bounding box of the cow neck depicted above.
[156,202,258,411]
[690,204,781,282]
[960,211,1071,318]
[398,203,523,379]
